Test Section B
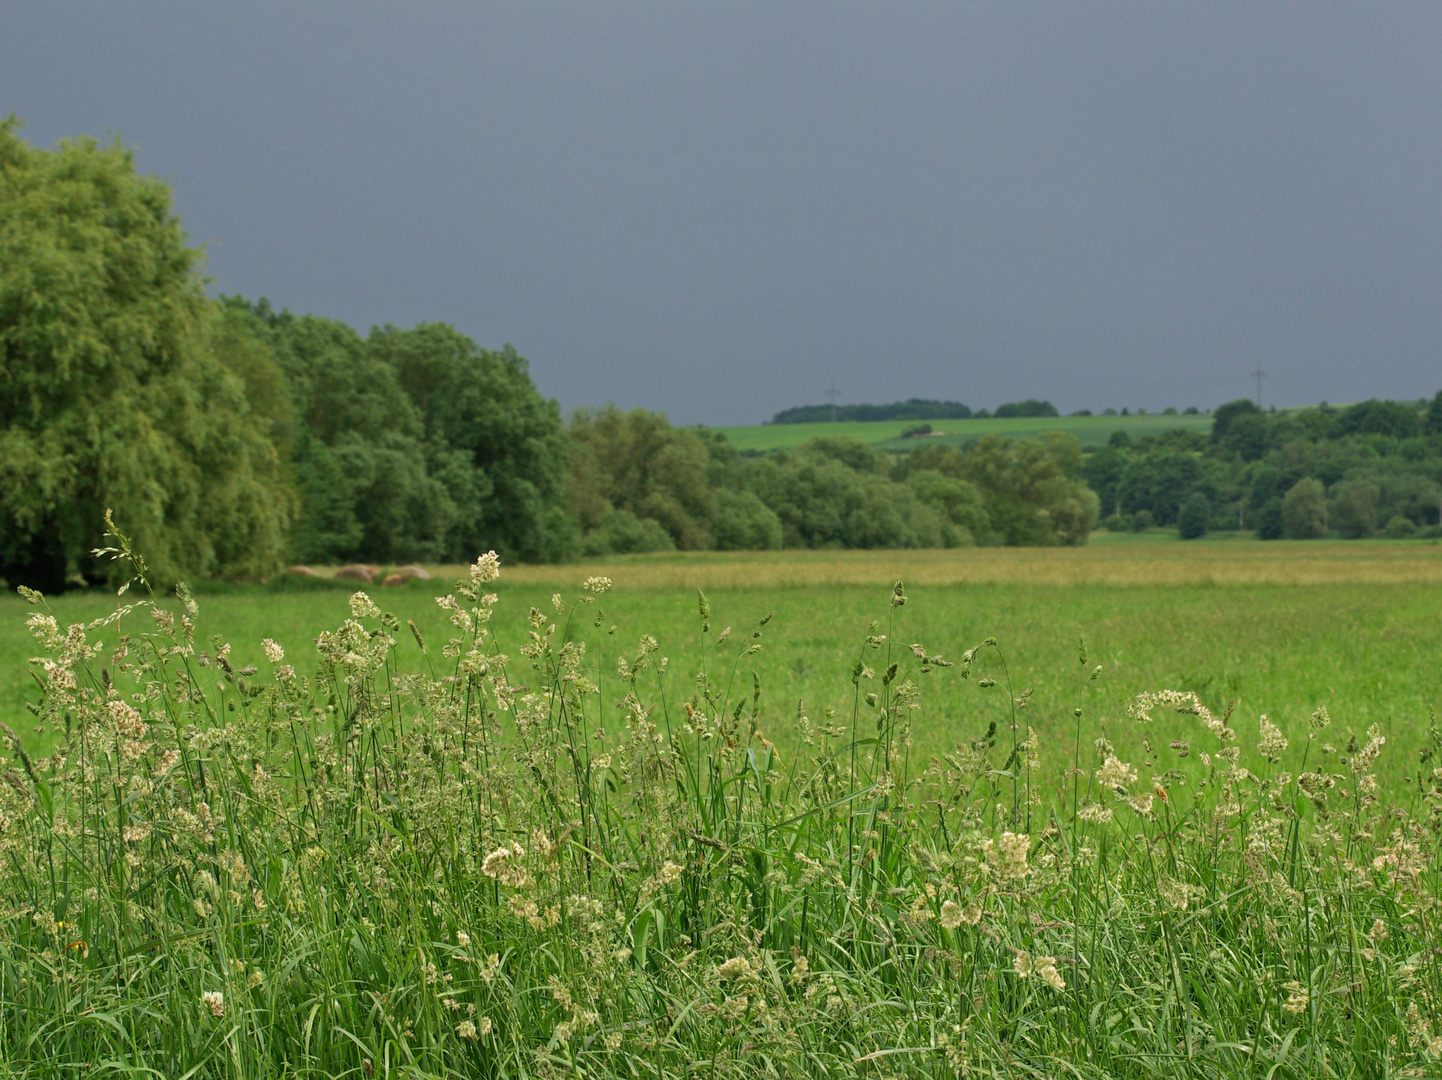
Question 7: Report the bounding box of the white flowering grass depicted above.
[0,525,1440,1076]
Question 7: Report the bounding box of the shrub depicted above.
[1131,509,1155,531]
[1253,497,1285,540]
[710,489,783,551]
[1177,492,1210,539]
[1330,478,1381,539]
[577,508,676,555]
[1385,514,1419,538]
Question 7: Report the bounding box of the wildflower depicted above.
[1036,955,1066,990]
[262,638,284,663]
[1097,755,1137,790]
[121,823,152,843]
[201,991,225,1017]
[939,900,965,930]
[246,970,264,990]
[456,1020,479,1040]
[349,592,381,619]
[1013,951,1033,977]
[583,576,612,595]
[478,1016,493,1036]
[456,930,471,948]
[1369,919,1389,942]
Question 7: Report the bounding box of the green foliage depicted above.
[1253,497,1285,540]
[1088,397,1442,541]
[231,304,569,565]
[1117,449,1207,525]
[576,508,676,555]
[992,398,1058,418]
[904,470,992,546]
[1210,397,1262,444]
[1283,477,1328,539]
[374,325,568,562]
[1385,514,1418,538]
[1329,477,1381,539]
[568,407,718,551]
[898,437,1096,546]
[1333,398,1422,440]
[771,398,972,423]
[0,120,288,590]
[710,489,783,551]
[569,415,1090,553]
[949,434,1098,545]
[1177,490,1210,539]
[750,440,946,549]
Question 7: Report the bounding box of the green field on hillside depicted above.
[718,410,1215,452]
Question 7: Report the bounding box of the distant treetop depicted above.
[770,399,972,424]
[769,397,1066,424]
[993,399,1059,418]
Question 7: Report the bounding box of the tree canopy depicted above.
[0,118,287,590]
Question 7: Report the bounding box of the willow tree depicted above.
[0,119,288,590]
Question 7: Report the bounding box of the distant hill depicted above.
[771,399,973,424]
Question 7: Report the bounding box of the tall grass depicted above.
[1,526,1440,1077]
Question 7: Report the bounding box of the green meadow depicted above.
[7,536,1442,1075]
[6,537,1438,783]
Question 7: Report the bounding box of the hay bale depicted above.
[287,565,320,577]
[334,564,375,583]
[382,565,431,586]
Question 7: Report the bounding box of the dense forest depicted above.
[1084,396,1442,539]
[3,122,1440,590]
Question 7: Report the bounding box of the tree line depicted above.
[0,122,1102,589]
[1084,396,1442,540]
[770,397,1059,423]
[3,122,1438,589]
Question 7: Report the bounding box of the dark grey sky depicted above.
[6,4,1440,425]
